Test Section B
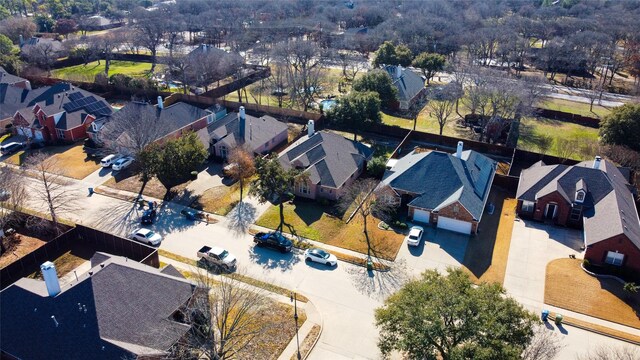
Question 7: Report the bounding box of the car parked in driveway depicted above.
[112,156,134,171]
[304,248,337,266]
[253,231,293,253]
[130,228,162,246]
[100,154,121,167]
[141,208,157,224]
[406,226,424,246]
[0,142,24,156]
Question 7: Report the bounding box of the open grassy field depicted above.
[545,258,640,329]
[255,199,405,260]
[518,117,599,160]
[539,97,612,118]
[51,60,160,81]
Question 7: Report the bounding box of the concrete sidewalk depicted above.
[159,256,323,360]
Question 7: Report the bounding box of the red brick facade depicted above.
[408,200,479,234]
[584,234,640,275]
[12,105,97,142]
[517,192,573,226]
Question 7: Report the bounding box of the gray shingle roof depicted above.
[0,253,196,359]
[516,159,640,248]
[383,65,425,102]
[0,83,70,120]
[278,131,373,188]
[0,66,28,86]
[382,149,497,220]
[208,112,288,154]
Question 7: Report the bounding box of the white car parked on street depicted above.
[130,228,163,246]
[304,248,338,267]
[405,226,424,247]
[112,156,134,171]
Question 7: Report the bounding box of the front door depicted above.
[545,203,557,220]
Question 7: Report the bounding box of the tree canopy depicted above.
[352,69,398,107]
[328,91,381,140]
[375,268,537,360]
[412,52,446,85]
[148,132,208,189]
[599,103,640,152]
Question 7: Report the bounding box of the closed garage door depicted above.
[437,216,472,234]
[34,130,43,141]
[413,209,430,223]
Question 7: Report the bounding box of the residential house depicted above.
[12,84,113,142]
[383,65,426,111]
[92,97,213,150]
[278,124,373,200]
[208,106,288,159]
[0,66,31,90]
[80,15,124,31]
[379,142,497,234]
[0,84,52,131]
[0,253,203,359]
[19,36,64,57]
[516,157,640,274]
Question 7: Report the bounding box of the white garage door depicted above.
[437,216,472,234]
[34,130,43,141]
[413,209,430,224]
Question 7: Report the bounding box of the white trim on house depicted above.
[605,251,624,266]
[522,200,535,213]
[437,216,472,234]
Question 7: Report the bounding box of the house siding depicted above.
[529,192,571,225]
[585,234,640,276]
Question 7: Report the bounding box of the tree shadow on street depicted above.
[90,200,139,236]
[246,245,301,272]
[346,258,411,300]
[226,201,257,235]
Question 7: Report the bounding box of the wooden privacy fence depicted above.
[1,224,158,289]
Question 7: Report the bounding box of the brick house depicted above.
[379,142,497,235]
[278,125,373,201]
[516,157,640,275]
[12,84,112,143]
[93,98,213,151]
[208,106,288,160]
[383,65,426,111]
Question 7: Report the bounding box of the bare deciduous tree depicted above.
[26,153,74,234]
[227,147,255,203]
[0,167,27,252]
[338,179,398,260]
[576,345,640,360]
[167,270,271,360]
[426,83,461,135]
[521,325,564,360]
[88,29,125,77]
[274,40,327,111]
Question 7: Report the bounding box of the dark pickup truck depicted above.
[253,231,293,253]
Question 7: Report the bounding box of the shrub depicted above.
[582,259,590,267]
[367,156,387,179]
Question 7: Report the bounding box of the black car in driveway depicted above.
[253,231,293,253]
[141,208,157,224]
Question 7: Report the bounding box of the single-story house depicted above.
[0,253,203,359]
[12,84,113,143]
[208,106,288,159]
[383,65,426,111]
[92,97,213,150]
[0,66,31,90]
[516,157,640,274]
[19,37,64,57]
[80,15,124,31]
[278,125,373,201]
[379,142,497,234]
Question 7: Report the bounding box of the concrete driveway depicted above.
[397,225,469,275]
[503,219,583,309]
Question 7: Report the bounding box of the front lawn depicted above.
[545,258,640,329]
[462,190,516,285]
[44,144,101,179]
[540,97,613,119]
[101,172,190,200]
[191,182,244,216]
[255,199,405,260]
[51,60,161,82]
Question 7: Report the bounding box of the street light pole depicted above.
[291,292,301,360]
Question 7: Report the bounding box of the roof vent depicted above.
[88,271,93,276]
[51,315,59,327]
[593,156,601,170]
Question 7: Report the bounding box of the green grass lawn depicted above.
[52,60,161,81]
[255,199,404,260]
[518,117,599,160]
[539,97,613,118]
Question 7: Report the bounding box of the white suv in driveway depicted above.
[100,154,121,167]
[406,226,424,246]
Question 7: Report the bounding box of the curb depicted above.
[299,295,323,360]
[580,263,626,285]
[549,314,640,346]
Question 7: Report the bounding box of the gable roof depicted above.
[278,131,373,188]
[103,101,210,142]
[517,159,640,248]
[0,253,196,359]
[382,149,497,220]
[383,65,425,102]
[0,66,28,86]
[208,111,288,153]
[10,83,113,130]
[188,44,227,58]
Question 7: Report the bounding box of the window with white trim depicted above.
[299,182,310,195]
[219,145,228,159]
[56,129,65,139]
[521,201,535,212]
[605,251,624,266]
[576,190,585,203]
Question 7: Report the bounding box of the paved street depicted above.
[7,169,638,359]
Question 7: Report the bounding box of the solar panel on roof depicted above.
[68,92,83,101]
